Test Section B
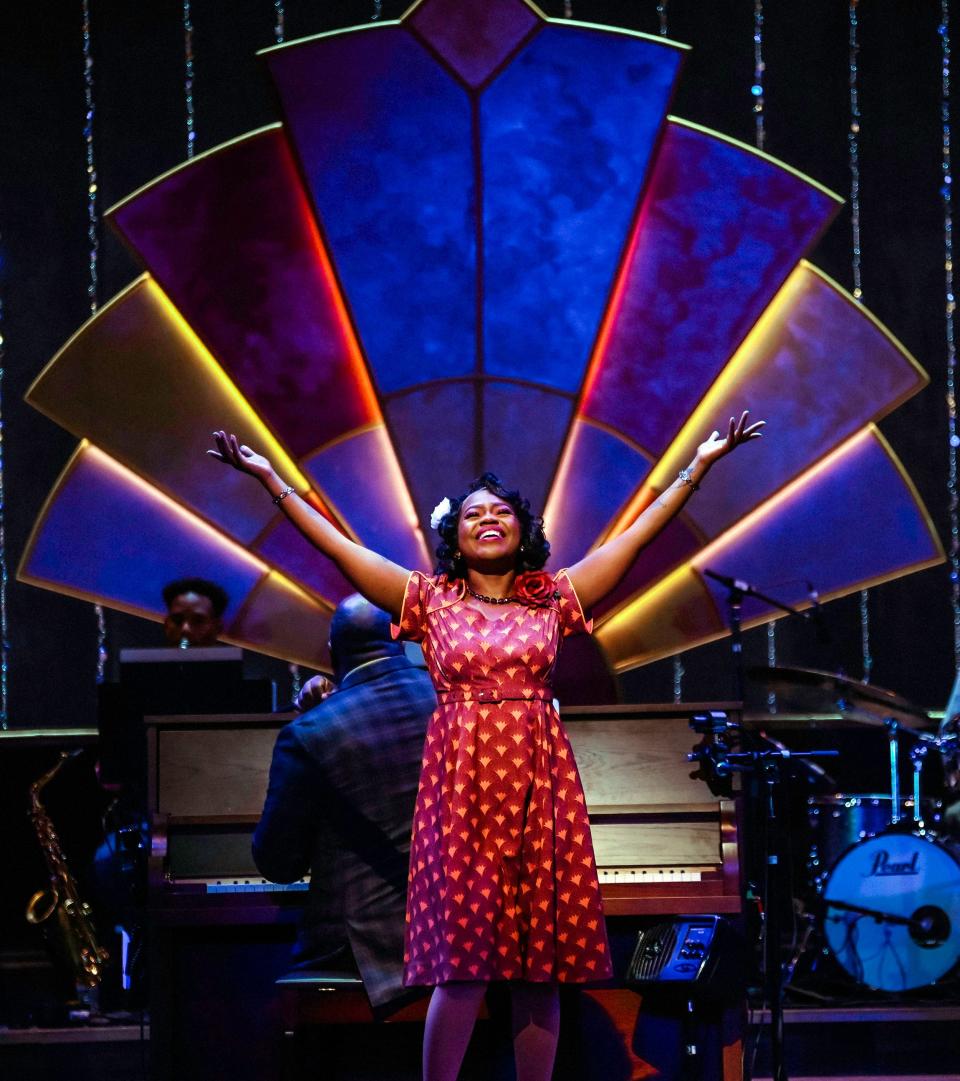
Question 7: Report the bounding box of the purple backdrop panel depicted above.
[695,430,943,624]
[408,0,540,88]
[482,26,683,393]
[21,445,264,622]
[109,128,377,458]
[254,517,356,604]
[594,516,702,621]
[581,121,840,452]
[481,383,573,519]
[385,383,478,543]
[678,267,928,538]
[545,420,651,571]
[303,426,432,571]
[228,573,331,670]
[267,28,475,393]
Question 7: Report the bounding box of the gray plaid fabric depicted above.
[253,654,437,1008]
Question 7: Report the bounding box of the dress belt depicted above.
[437,688,553,704]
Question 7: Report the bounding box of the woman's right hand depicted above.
[208,431,274,483]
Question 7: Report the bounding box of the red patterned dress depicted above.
[392,569,612,986]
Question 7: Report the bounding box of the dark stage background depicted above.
[0,0,955,728]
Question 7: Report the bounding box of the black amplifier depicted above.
[626,915,747,1003]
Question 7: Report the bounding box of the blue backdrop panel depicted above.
[480,382,573,516]
[304,427,430,570]
[481,25,683,391]
[384,382,479,537]
[267,27,476,393]
[546,420,651,570]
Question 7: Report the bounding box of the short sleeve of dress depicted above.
[390,570,432,643]
[554,569,594,638]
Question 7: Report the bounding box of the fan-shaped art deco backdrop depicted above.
[2,0,953,724]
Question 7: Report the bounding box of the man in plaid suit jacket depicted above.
[253,594,437,1010]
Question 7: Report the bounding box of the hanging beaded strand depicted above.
[83,0,108,684]
[0,232,8,728]
[274,0,285,44]
[184,1,196,159]
[82,0,99,316]
[846,0,873,682]
[848,1,864,302]
[752,0,766,152]
[564,0,574,20]
[672,654,684,704]
[657,2,668,36]
[941,1,960,670]
[751,1,776,708]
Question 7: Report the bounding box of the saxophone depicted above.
[25,751,109,990]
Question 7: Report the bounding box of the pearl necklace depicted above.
[466,585,518,605]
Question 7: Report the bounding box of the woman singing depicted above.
[209,411,763,1081]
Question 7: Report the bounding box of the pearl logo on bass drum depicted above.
[865,849,920,877]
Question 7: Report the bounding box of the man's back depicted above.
[253,651,436,1008]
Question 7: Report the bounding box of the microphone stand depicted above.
[689,732,839,1081]
[702,569,808,704]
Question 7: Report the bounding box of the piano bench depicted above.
[276,970,430,1027]
[275,971,434,1081]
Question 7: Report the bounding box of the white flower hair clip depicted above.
[430,497,453,530]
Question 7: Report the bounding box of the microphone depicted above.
[703,568,756,593]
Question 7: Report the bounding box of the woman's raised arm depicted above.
[208,432,410,619]
[566,412,764,612]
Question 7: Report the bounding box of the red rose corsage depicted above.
[513,571,562,606]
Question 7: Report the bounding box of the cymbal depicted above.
[747,666,929,729]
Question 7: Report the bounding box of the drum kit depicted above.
[751,666,960,994]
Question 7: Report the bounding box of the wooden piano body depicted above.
[144,703,744,1081]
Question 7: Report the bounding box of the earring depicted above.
[519,544,526,553]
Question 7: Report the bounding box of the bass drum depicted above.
[823,831,960,991]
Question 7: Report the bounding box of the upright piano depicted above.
[146,702,741,918]
[144,703,744,1081]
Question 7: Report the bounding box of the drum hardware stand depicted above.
[690,714,838,1081]
[883,718,903,826]
[910,740,930,830]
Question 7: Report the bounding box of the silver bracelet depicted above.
[272,485,295,506]
[678,468,700,492]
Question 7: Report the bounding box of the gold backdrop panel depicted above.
[26,276,313,548]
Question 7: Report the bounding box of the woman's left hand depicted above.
[696,410,765,467]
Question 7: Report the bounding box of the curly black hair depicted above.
[433,472,550,579]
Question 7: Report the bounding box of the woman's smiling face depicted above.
[457,488,521,568]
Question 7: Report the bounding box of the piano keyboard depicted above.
[180,869,706,894]
[179,876,310,894]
